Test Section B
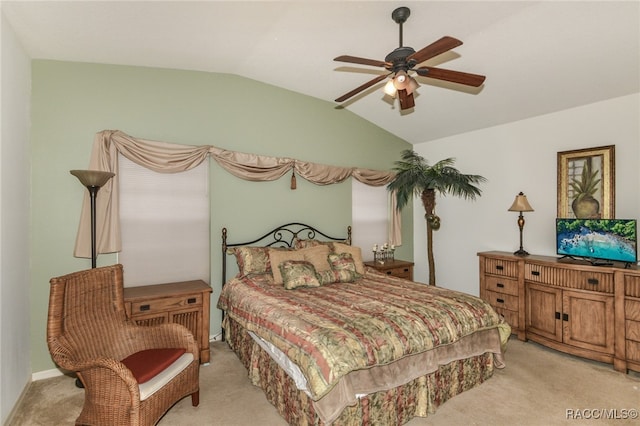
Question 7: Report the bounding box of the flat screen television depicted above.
[556,218,637,265]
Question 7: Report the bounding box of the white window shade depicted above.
[118,154,210,286]
[351,180,389,261]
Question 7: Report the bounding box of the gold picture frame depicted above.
[557,145,615,219]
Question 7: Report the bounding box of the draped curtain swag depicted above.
[74,130,401,258]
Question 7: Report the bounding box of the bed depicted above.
[217,223,510,425]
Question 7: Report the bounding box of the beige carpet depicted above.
[8,338,640,425]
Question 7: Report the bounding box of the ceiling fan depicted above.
[334,6,486,110]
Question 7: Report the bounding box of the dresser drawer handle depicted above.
[495,265,504,271]
[403,268,409,272]
[496,283,504,288]
[139,304,150,312]
[386,271,392,275]
[587,278,599,285]
[531,270,540,276]
[187,297,197,304]
[496,298,505,304]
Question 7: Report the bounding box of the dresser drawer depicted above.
[492,306,519,329]
[626,320,640,342]
[525,264,614,293]
[627,339,640,362]
[130,293,202,315]
[626,300,640,321]
[625,274,640,298]
[485,276,518,296]
[484,257,519,278]
[485,290,518,311]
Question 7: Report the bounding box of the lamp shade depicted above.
[508,192,534,212]
[70,170,115,188]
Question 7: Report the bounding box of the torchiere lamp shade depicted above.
[70,170,115,188]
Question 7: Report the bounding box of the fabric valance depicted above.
[74,130,400,257]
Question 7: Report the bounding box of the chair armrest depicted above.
[121,322,200,362]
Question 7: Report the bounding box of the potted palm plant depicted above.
[570,161,601,218]
[388,150,486,286]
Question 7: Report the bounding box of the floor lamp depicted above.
[508,192,534,256]
[70,170,115,268]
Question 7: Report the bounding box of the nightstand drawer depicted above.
[364,260,414,280]
[130,294,202,315]
[485,289,518,311]
[383,266,412,279]
[485,276,518,296]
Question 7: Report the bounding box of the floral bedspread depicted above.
[218,268,509,401]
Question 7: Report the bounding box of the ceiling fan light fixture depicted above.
[384,79,397,97]
[406,76,420,95]
[393,70,409,90]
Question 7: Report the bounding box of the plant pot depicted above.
[571,195,600,218]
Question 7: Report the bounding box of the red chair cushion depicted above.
[121,348,186,384]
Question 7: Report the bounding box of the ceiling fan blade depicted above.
[415,66,486,87]
[335,74,390,102]
[397,89,415,110]
[408,36,463,65]
[334,55,389,68]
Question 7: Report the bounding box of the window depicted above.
[118,154,210,286]
[351,180,389,261]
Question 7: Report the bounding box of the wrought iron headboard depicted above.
[221,222,352,287]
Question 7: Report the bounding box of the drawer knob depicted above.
[386,271,392,275]
[496,265,504,271]
[140,304,150,311]
[497,283,504,288]
[531,270,540,276]
[188,297,197,304]
[496,298,505,304]
[587,278,599,285]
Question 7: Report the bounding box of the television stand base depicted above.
[589,259,614,267]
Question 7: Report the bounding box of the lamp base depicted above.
[513,249,530,256]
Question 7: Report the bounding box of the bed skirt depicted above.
[225,317,495,425]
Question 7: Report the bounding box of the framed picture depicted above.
[557,145,615,219]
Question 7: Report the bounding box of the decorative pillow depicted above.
[328,252,359,272]
[318,268,361,285]
[229,246,271,276]
[332,243,365,275]
[293,238,332,250]
[269,249,306,284]
[270,245,331,284]
[279,260,321,290]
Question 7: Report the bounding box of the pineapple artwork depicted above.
[569,158,602,218]
[557,145,614,220]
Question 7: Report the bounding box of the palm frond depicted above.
[387,150,486,208]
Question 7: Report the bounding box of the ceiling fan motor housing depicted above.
[384,47,417,73]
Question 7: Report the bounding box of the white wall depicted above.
[0,11,32,424]
[412,94,640,295]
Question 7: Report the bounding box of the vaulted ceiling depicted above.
[3,1,639,144]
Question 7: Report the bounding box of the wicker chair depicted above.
[47,264,200,426]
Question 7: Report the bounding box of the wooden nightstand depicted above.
[124,280,213,364]
[364,259,414,280]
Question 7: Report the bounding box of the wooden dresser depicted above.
[124,280,213,364]
[364,259,414,280]
[478,251,639,373]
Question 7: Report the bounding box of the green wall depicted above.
[31,61,412,372]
